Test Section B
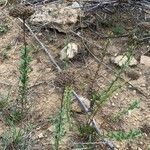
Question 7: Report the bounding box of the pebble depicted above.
[141,84,146,87]
[38,133,44,139]
[60,43,78,60]
[37,33,42,37]
[133,90,136,94]
[112,102,115,106]
[115,93,119,96]
[113,96,117,99]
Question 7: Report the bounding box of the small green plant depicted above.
[112,25,125,35]
[0,94,9,111]
[88,40,136,124]
[18,46,31,113]
[3,107,23,126]
[1,44,11,61]
[105,129,142,141]
[0,24,8,35]
[0,127,30,150]
[52,86,72,150]
[78,124,96,139]
[112,100,140,122]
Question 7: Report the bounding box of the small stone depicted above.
[128,85,132,89]
[37,33,42,37]
[115,144,120,149]
[36,127,41,131]
[115,93,118,96]
[140,55,150,67]
[111,55,138,67]
[70,2,81,9]
[60,43,78,60]
[38,133,44,139]
[139,142,143,145]
[141,84,146,87]
[111,102,115,106]
[47,126,53,132]
[133,90,136,94]
[113,96,117,99]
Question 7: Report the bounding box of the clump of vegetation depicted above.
[8,4,35,114]
[88,37,137,124]
[0,94,9,111]
[51,86,73,150]
[18,46,31,113]
[112,100,140,122]
[78,124,96,139]
[2,106,23,126]
[0,127,31,150]
[0,24,8,35]
[1,44,11,62]
[105,129,142,141]
[112,25,125,35]
[54,71,75,89]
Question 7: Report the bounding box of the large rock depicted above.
[30,4,81,33]
[111,55,138,67]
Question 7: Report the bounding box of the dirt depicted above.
[0,4,150,150]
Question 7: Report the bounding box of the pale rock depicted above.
[60,43,78,60]
[47,126,53,132]
[115,93,118,96]
[133,90,136,94]
[38,133,44,139]
[30,4,81,33]
[111,102,115,106]
[113,96,117,99]
[141,83,146,87]
[70,2,81,9]
[140,55,150,67]
[111,55,138,67]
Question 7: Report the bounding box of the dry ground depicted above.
[0,4,150,150]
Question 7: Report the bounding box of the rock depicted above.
[70,2,81,9]
[140,55,150,67]
[60,43,78,60]
[38,133,44,139]
[126,69,140,80]
[30,4,81,33]
[111,102,115,106]
[111,55,138,67]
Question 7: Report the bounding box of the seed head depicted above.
[9,4,35,19]
[54,71,75,88]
